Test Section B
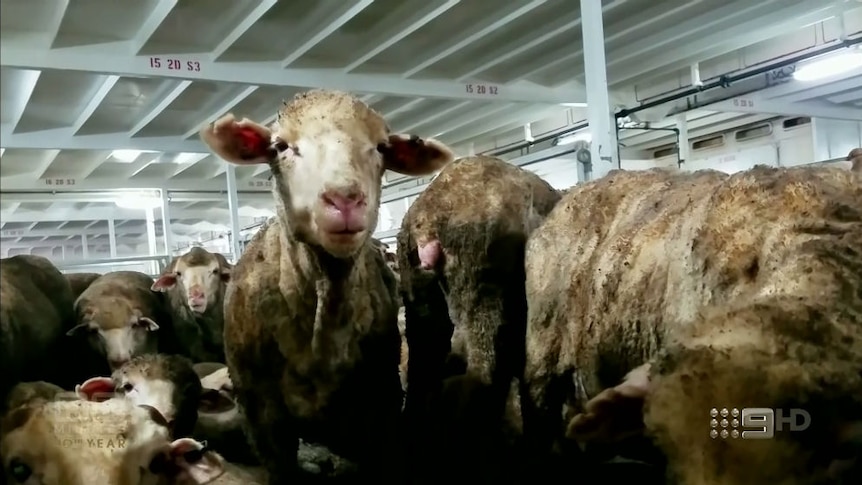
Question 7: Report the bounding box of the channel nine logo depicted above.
[709,407,811,440]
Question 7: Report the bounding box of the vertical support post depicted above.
[690,63,703,87]
[145,208,158,274]
[81,234,89,259]
[225,164,242,262]
[161,189,174,257]
[61,245,66,260]
[108,219,118,258]
[676,113,689,168]
[580,0,619,180]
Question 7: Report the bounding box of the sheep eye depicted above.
[9,459,32,482]
[273,140,289,152]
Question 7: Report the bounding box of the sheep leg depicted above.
[565,363,651,445]
[236,389,300,483]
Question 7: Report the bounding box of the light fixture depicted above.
[110,149,156,163]
[560,102,588,107]
[115,194,162,210]
[556,132,592,145]
[793,51,862,82]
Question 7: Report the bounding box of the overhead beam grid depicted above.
[0,0,859,255]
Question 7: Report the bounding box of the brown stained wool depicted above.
[211,90,456,482]
[523,165,862,485]
[65,272,102,301]
[397,156,561,483]
[0,255,76,402]
[69,271,178,375]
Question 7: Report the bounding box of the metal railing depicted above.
[55,254,173,278]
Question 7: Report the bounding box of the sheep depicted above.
[0,255,77,404]
[4,381,70,411]
[521,165,862,484]
[0,397,225,484]
[75,353,203,439]
[65,272,102,301]
[66,271,175,374]
[848,147,861,173]
[197,89,455,482]
[396,155,561,483]
[151,247,232,363]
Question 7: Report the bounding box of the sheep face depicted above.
[200,90,455,259]
[151,248,231,314]
[0,399,224,485]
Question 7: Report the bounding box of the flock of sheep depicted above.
[0,89,860,485]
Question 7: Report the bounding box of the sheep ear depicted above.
[75,377,115,402]
[565,363,652,445]
[200,114,273,165]
[151,272,177,291]
[380,134,455,176]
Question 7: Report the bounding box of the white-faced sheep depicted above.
[66,271,175,374]
[198,89,455,482]
[522,165,862,484]
[0,397,225,484]
[75,353,203,439]
[396,155,561,483]
[151,247,233,363]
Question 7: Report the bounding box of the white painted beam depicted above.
[170,154,213,177]
[130,0,178,55]
[129,80,193,136]
[456,13,585,81]
[0,237,148,250]
[707,97,862,121]
[281,0,374,68]
[180,85,260,139]
[0,192,273,204]
[398,101,472,132]
[778,74,862,103]
[429,103,519,137]
[6,70,41,133]
[0,225,216,240]
[0,176,271,192]
[445,105,563,146]
[581,0,619,179]
[0,208,246,224]
[623,113,774,148]
[225,165,242,259]
[402,0,547,78]
[45,0,71,49]
[506,0,701,95]
[828,88,862,105]
[211,0,278,61]
[108,219,118,258]
[382,98,427,119]
[0,127,204,151]
[758,67,862,99]
[71,75,121,134]
[0,39,578,104]
[609,0,846,85]
[343,0,461,73]
[30,149,62,181]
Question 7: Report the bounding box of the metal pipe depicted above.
[617,36,862,119]
[485,36,862,159]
